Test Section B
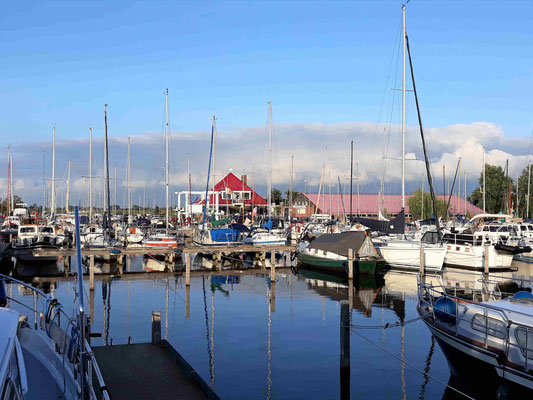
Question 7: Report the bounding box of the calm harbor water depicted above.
[4,256,533,399]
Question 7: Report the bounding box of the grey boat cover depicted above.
[307,231,379,258]
[351,209,405,235]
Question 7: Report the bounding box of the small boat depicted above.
[145,232,179,248]
[243,229,286,246]
[297,231,383,275]
[418,273,533,393]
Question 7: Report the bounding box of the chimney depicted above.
[241,175,247,186]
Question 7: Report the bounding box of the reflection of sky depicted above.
[7,260,463,400]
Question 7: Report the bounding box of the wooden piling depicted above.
[185,285,190,319]
[340,300,350,399]
[89,255,95,291]
[261,251,266,262]
[151,311,161,344]
[185,254,191,286]
[347,249,354,280]
[348,279,353,309]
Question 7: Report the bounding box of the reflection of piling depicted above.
[270,254,276,283]
[340,300,350,400]
[89,288,95,343]
[152,311,161,344]
[482,245,490,301]
[348,249,354,280]
[185,254,191,286]
[185,284,190,319]
[89,255,95,291]
[270,282,276,313]
[419,244,425,277]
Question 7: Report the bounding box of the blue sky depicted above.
[1,1,533,204]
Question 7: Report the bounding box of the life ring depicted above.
[56,228,64,234]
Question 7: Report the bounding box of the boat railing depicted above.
[418,273,533,372]
[0,273,110,400]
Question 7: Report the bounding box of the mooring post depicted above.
[152,311,161,344]
[261,251,266,262]
[348,249,354,279]
[185,253,191,286]
[89,255,95,291]
[348,279,354,309]
[185,284,190,319]
[340,300,350,399]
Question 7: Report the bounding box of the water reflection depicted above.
[5,255,533,399]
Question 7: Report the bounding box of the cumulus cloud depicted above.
[2,120,531,206]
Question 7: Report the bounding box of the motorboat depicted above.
[418,273,533,393]
[243,229,287,246]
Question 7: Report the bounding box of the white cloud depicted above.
[3,120,532,205]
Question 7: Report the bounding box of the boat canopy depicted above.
[351,209,405,235]
[307,231,379,258]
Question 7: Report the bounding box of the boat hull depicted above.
[377,243,445,271]
[297,252,379,275]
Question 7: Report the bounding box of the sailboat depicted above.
[145,89,179,249]
[371,6,447,271]
[244,101,287,246]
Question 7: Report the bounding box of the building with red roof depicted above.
[290,193,483,220]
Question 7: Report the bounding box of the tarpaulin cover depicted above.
[307,231,378,258]
[210,228,240,242]
[230,224,250,233]
[351,209,405,235]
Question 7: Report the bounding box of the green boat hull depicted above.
[297,252,379,275]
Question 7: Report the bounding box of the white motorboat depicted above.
[418,273,533,393]
[244,229,286,246]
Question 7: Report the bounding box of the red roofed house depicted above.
[290,193,483,220]
[198,173,268,214]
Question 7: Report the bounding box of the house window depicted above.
[221,192,231,200]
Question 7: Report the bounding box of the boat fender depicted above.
[433,296,456,324]
[0,279,7,307]
[513,291,533,299]
[67,325,80,364]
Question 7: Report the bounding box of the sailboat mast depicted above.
[114,166,117,215]
[401,4,406,210]
[165,89,169,232]
[350,140,353,218]
[187,154,192,220]
[6,149,10,217]
[51,125,56,218]
[128,137,131,223]
[66,160,71,214]
[267,101,273,218]
[42,152,46,217]
[289,155,294,219]
[482,147,486,213]
[524,163,531,219]
[88,127,93,223]
[104,104,111,231]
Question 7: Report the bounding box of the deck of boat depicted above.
[93,342,219,400]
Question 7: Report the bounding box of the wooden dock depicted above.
[92,312,220,400]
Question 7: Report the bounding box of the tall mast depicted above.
[401,4,406,209]
[42,152,46,217]
[114,166,117,215]
[127,137,131,223]
[482,147,486,213]
[104,104,111,232]
[187,154,192,220]
[526,163,531,219]
[6,148,10,217]
[66,160,71,214]
[89,127,93,223]
[350,140,353,218]
[464,172,467,216]
[267,101,273,218]
[211,115,216,216]
[51,125,56,218]
[165,89,170,232]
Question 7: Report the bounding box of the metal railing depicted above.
[418,273,533,373]
[1,273,110,400]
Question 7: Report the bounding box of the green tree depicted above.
[408,189,447,220]
[468,164,513,214]
[517,166,533,218]
[283,190,300,205]
[271,189,282,205]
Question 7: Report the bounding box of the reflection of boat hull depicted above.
[17,254,58,264]
[297,252,380,275]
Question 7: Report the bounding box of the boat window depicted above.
[19,227,35,233]
[515,328,533,359]
[490,226,507,232]
[529,225,533,231]
[39,227,53,233]
[471,314,507,339]
[421,231,439,244]
[482,226,489,232]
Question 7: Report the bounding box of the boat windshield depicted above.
[20,227,36,233]
[39,227,54,233]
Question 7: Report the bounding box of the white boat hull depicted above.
[377,241,445,271]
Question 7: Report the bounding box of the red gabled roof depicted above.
[199,172,268,205]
